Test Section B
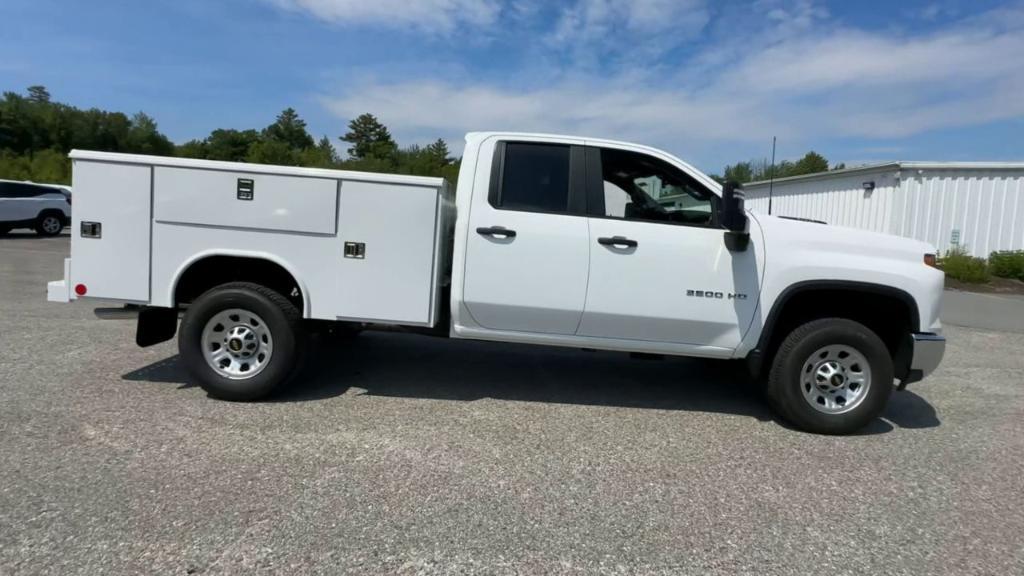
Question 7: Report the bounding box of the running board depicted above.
[94,305,144,319]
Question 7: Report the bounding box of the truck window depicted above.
[594,148,715,227]
[492,143,571,213]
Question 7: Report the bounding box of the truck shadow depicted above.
[122,331,940,433]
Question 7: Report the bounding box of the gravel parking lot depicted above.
[1,234,1023,575]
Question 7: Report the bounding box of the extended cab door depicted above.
[461,139,590,334]
[577,145,761,349]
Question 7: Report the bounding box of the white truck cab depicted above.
[47,132,946,434]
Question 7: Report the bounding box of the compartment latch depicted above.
[343,242,366,259]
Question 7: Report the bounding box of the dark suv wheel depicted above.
[35,212,64,236]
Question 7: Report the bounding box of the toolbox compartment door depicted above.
[70,160,153,302]
[153,167,338,235]
[335,181,442,325]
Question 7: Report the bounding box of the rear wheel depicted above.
[179,282,304,401]
[35,213,64,236]
[767,318,893,435]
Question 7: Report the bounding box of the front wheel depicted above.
[767,318,893,435]
[179,282,304,401]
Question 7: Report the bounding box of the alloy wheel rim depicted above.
[42,216,61,233]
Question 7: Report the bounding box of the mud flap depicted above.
[136,307,179,347]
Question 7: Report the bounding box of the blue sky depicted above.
[2,0,1023,173]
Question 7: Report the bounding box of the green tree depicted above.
[0,148,70,184]
[790,151,829,176]
[0,149,32,180]
[0,91,34,151]
[246,139,298,166]
[0,89,472,190]
[262,107,314,151]
[124,112,174,156]
[69,109,132,151]
[27,85,51,103]
[176,139,208,159]
[0,86,178,183]
[297,136,338,168]
[341,113,397,163]
[723,161,754,184]
[424,138,452,167]
[721,151,839,184]
[27,148,71,183]
[203,129,260,162]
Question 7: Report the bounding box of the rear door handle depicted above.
[598,236,638,248]
[476,226,517,238]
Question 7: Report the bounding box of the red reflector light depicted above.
[924,254,938,268]
[74,284,88,296]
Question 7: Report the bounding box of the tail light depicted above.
[924,253,938,268]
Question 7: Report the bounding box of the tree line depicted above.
[0,86,459,186]
[1,85,840,188]
[714,152,846,184]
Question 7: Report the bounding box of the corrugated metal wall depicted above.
[899,169,1024,256]
[745,168,899,234]
[745,166,1024,257]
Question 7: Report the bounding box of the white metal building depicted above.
[743,162,1024,257]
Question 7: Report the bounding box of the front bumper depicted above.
[900,332,946,387]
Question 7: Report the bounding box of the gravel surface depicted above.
[2,233,1023,575]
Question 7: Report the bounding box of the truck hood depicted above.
[750,212,936,262]
[749,211,946,334]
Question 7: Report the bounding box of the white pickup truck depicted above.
[47,132,945,434]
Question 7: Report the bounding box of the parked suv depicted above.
[0,179,71,236]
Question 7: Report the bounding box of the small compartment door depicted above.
[71,161,152,301]
[335,181,442,325]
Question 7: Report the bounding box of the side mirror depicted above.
[721,181,748,233]
[721,181,750,252]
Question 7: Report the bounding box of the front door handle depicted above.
[476,226,517,239]
[598,236,638,248]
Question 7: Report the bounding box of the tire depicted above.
[0,225,10,236]
[35,212,64,236]
[178,282,305,401]
[766,318,893,435]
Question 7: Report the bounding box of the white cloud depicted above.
[728,28,1024,94]
[551,0,709,40]
[549,0,710,66]
[320,78,783,157]
[916,1,962,22]
[267,0,500,32]
[318,1,1024,167]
